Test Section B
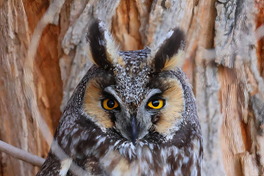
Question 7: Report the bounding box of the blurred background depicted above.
[0,0,263,175]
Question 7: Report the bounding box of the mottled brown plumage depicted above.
[37,20,202,176]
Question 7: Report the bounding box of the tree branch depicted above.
[0,140,44,167]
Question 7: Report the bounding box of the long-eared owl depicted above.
[37,20,202,176]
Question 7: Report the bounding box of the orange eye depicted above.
[147,99,165,109]
[102,98,119,110]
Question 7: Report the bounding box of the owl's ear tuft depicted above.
[87,20,119,69]
[152,28,185,72]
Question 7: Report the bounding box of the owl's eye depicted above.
[102,98,119,110]
[147,99,165,109]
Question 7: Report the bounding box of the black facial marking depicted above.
[87,20,112,69]
[154,28,185,72]
[86,67,115,94]
[109,113,116,123]
[148,71,175,92]
[151,115,160,124]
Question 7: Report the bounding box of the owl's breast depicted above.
[84,138,202,176]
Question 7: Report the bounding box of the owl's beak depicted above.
[129,116,138,144]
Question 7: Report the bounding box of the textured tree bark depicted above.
[0,1,62,176]
[0,0,263,175]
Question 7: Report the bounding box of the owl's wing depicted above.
[36,112,94,176]
[36,152,63,176]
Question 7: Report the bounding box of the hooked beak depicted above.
[128,116,138,144]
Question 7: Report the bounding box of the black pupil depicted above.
[107,99,115,108]
[152,100,160,107]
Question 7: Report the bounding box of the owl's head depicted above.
[83,20,190,144]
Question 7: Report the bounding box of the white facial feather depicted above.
[99,21,120,63]
[150,30,174,56]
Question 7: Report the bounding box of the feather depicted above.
[87,20,119,69]
[151,28,185,72]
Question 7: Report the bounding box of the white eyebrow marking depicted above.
[104,86,123,103]
[145,89,162,101]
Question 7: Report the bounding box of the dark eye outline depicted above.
[146,95,166,110]
[101,92,120,111]
[101,98,119,111]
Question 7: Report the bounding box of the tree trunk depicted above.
[0,0,263,175]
